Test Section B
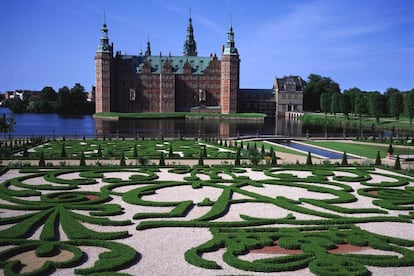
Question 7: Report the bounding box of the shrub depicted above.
[306,152,312,165]
[394,155,401,170]
[39,150,46,167]
[375,151,381,166]
[341,151,348,165]
[159,152,165,166]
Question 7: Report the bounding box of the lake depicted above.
[0,107,375,138]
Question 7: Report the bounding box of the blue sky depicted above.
[0,0,413,93]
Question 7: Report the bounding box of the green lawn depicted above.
[302,112,414,132]
[305,141,413,158]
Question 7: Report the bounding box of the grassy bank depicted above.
[302,112,414,133]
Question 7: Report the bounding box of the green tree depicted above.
[320,93,331,117]
[120,152,126,166]
[404,90,414,126]
[271,151,277,165]
[60,143,67,158]
[38,151,46,167]
[249,148,261,166]
[159,152,165,166]
[306,152,313,165]
[235,147,241,165]
[387,144,394,155]
[367,92,383,123]
[203,145,207,157]
[79,151,86,166]
[133,144,138,158]
[340,93,352,120]
[303,74,340,111]
[97,144,102,158]
[355,92,367,120]
[198,150,204,166]
[0,113,15,134]
[341,152,348,165]
[39,86,57,102]
[330,92,341,116]
[168,144,173,157]
[375,151,381,165]
[394,155,401,170]
[389,91,404,120]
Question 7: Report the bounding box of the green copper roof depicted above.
[121,54,215,74]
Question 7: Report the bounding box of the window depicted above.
[129,88,136,101]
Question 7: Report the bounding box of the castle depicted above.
[95,16,303,116]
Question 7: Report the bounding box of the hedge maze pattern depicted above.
[1,165,414,275]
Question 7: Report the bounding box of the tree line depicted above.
[303,74,414,124]
[3,83,94,115]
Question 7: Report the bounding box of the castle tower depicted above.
[220,24,240,114]
[95,19,113,113]
[183,13,197,56]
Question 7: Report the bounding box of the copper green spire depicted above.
[223,24,238,56]
[183,9,197,56]
[97,13,112,53]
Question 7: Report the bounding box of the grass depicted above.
[302,112,414,133]
[305,141,413,159]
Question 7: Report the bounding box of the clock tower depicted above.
[220,24,240,114]
[95,19,113,113]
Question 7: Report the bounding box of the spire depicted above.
[183,9,197,56]
[97,13,112,53]
[145,37,151,56]
[223,23,238,56]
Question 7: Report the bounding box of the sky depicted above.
[0,0,413,93]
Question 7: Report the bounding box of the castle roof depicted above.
[119,54,215,75]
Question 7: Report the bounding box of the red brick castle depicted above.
[95,15,240,114]
[95,15,303,116]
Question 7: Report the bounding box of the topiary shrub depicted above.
[375,150,381,166]
[306,152,313,165]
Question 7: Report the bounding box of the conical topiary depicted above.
[79,151,86,166]
[306,152,313,165]
[133,144,138,158]
[271,151,277,165]
[61,143,67,158]
[159,152,165,166]
[387,144,394,155]
[235,147,241,166]
[120,152,126,166]
[394,155,401,170]
[39,151,46,167]
[198,150,204,166]
[375,151,381,165]
[97,144,102,158]
[341,151,348,165]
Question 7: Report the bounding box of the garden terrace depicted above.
[1,165,414,275]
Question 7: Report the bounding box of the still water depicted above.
[0,107,371,138]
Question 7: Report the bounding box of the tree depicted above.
[303,74,340,111]
[354,92,367,120]
[159,152,165,166]
[341,152,348,165]
[404,90,414,126]
[394,155,401,170]
[97,144,102,158]
[203,145,207,157]
[330,92,341,116]
[168,144,173,157]
[367,92,383,123]
[271,151,277,165]
[61,143,67,158]
[306,152,313,165]
[39,86,57,102]
[120,152,126,166]
[0,113,15,134]
[235,147,241,165]
[389,91,404,120]
[320,93,331,117]
[198,150,204,166]
[133,144,138,158]
[249,148,261,166]
[39,151,46,167]
[387,144,394,155]
[80,151,86,166]
[340,93,352,120]
[56,83,90,114]
[375,151,381,166]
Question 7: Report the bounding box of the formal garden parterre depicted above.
[1,139,414,275]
